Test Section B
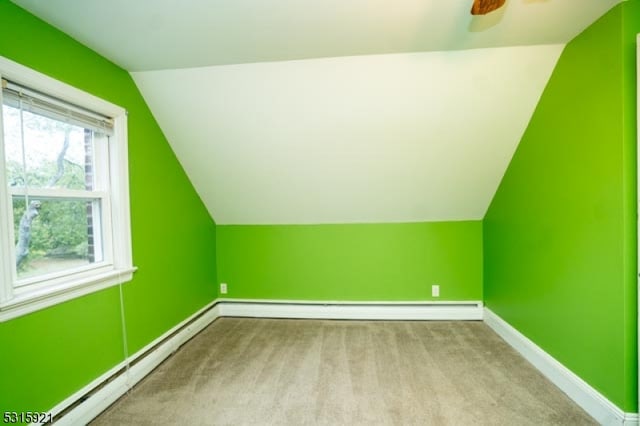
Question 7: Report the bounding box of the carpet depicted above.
[92,318,595,425]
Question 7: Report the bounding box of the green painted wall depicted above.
[0,1,217,416]
[623,0,640,414]
[217,222,482,301]
[483,2,638,412]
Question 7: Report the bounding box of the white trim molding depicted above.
[484,308,638,426]
[625,414,640,426]
[0,268,136,322]
[217,298,483,320]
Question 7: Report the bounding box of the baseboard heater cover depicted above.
[218,299,484,321]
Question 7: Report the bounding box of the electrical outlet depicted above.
[220,283,228,295]
[432,284,440,297]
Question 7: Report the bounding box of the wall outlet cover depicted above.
[432,285,440,297]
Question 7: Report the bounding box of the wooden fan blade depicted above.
[471,0,506,15]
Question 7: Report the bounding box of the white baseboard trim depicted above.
[624,413,640,426]
[484,308,637,426]
[48,300,220,426]
[218,299,484,320]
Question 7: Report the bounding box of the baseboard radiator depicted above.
[218,299,483,321]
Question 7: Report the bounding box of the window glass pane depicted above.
[13,196,104,280]
[2,102,25,187]
[2,103,97,191]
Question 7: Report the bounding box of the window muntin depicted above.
[0,57,134,321]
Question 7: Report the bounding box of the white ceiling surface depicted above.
[133,45,564,224]
[11,0,611,225]
[13,0,617,71]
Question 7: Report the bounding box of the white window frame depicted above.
[0,56,135,322]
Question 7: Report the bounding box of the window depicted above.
[0,56,134,321]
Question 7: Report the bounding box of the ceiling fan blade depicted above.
[471,0,506,15]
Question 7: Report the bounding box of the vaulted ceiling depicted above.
[12,0,621,224]
[14,0,618,71]
[131,47,562,224]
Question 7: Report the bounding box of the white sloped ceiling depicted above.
[132,46,563,224]
[11,0,616,224]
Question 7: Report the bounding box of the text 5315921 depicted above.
[3,412,53,424]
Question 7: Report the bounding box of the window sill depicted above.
[0,266,137,322]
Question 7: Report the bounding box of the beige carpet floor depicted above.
[91,318,595,425]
